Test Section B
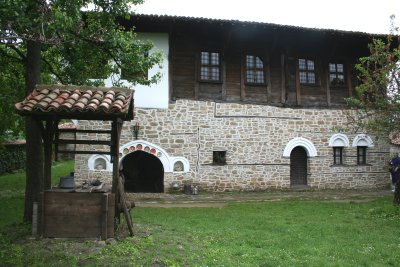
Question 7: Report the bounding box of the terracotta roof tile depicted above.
[15,84,134,120]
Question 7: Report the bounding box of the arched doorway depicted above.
[121,151,164,193]
[290,146,308,186]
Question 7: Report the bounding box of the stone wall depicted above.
[74,99,391,191]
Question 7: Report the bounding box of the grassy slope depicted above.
[0,161,399,266]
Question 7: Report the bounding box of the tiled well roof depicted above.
[15,84,134,121]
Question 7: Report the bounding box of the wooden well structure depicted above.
[15,84,134,239]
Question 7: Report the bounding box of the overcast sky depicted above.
[134,0,400,34]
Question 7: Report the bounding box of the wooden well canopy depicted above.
[15,84,134,194]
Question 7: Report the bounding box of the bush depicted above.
[0,142,26,175]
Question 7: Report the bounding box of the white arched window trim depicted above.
[88,155,112,171]
[352,134,374,147]
[283,137,317,157]
[328,133,350,147]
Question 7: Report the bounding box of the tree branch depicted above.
[5,44,26,60]
[40,57,66,84]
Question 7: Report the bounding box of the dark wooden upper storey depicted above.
[127,14,385,108]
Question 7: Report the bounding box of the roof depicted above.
[15,84,134,121]
[132,14,388,38]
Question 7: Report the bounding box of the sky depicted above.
[134,0,400,34]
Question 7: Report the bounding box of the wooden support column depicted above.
[295,58,301,105]
[266,54,272,103]
[111,118,123,221]
[194,50,199,99]
[240,51,245,101]
[221,54,227,101]
[43,120,54,190]
[325,62,331,107]
[280,53,286,104]
[346,62,353,97]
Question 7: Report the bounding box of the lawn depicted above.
[0,161,399,266]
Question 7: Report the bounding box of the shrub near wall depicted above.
[0,141,26,175]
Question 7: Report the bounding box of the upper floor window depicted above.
[246,55,265,84]
[200,51,220,81]
[329,63,345,86]
[298,58,316,84]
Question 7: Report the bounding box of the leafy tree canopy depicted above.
[0,0,162,142]
[346,16,400,137]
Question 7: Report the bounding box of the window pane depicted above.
[256,70,264,83]
[211,52,219,65]
[329,63,336,72]
[308,73,316,84]
[211,67,219,80]
[246,55,254,68]
[307,60,315,70]
[201,52,209,65]
[329,74,336,82]
[299,71,307,83]
[255,57,263,68]
[299,59,306,70]
[200,67,208,80]
[338,74,344,81]
[336,64,344,73]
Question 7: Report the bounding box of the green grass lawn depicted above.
[0,162,400,266]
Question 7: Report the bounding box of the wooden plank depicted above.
[194,50,199,99]
[101,193,108,240]
[43,120,54,190]
[57,150,110,155]
[221,55,227,101]
[346,62,353,97]
[58,129,111,134]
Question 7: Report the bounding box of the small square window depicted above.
[213,151,226,165]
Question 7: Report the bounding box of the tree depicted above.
[346,16,400,204]
[0,0,162,221]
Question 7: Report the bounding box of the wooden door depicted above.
[290,146,308,186]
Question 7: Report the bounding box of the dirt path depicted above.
[127,189,393,208]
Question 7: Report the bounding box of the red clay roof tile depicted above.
[15,84,134,120]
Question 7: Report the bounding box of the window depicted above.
[246,55,265,84]
[357,146,367,165]
[298,58,316,84]
[333,147,343,165]
[329,63,345,86]
[213,151,226,165]
[200,51,220,81]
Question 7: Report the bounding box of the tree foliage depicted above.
[0,0,162,141]
[346,16,400,136]
[0,0,162,221]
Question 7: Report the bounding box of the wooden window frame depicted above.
[329,63,345,87]
[245,55,266,85]
[298,58,317,85]
[333,147,343,165]
[357,146,367,165]
[199,51,221,83]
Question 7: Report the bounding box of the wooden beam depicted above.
[58,129,111,134]
[43,120,54,190]
[57,150,111,155]
[221,54,227,101]
[56,139,111,146]
[194,50,199,99]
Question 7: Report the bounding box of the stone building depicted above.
[75,15,390,192]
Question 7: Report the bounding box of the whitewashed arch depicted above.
[283,137,317,157]
[118,140,189,173]
[352,134,374,147]
[88,155,112,171]
[329,133,350,147]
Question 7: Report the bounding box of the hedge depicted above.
[0,142,26,175]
